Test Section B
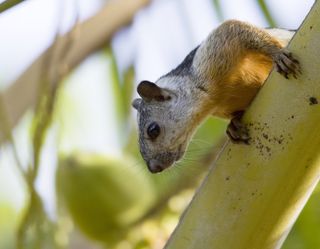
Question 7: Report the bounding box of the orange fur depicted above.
[212,52,273,118]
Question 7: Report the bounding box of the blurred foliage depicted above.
[15,47,64,248]
[0,0,25,14]
[211,0,224,21]
[56,154,154,244]
[0,1,319,249]
[0,204,17,249]
[211,0,277,27]
[111,188,194,249]
[283,185,320,249]
[108,48,135,147]
[54,47,227,247]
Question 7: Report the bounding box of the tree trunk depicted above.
[164,2,320,249]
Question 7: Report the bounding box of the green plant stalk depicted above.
[164,2,320,249]
[108,48,127,125]
[257,0,277,27]
[17,30,68,249]
[212,0,224,21]
[0,0,25,14]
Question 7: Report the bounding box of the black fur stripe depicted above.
[165,45,200,77]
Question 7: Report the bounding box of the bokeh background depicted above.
[0,0,319,248]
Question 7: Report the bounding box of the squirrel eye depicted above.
[147,122,161,140]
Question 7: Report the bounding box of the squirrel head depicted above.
[132,79,198,173]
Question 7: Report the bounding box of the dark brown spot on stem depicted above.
[309,97,318,105]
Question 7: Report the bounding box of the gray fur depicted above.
[134,20,295,173]
[135,73,211,173]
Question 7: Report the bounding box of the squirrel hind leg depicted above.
[226,111,251,144]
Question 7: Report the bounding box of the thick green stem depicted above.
[165,2,320,249]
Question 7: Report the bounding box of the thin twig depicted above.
[256,0,277,27]
[0,0,25,14]
[212,0,224,21]
[0,94,27,180]
[17,3,81,248]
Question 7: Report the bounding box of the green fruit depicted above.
[56,153,154,242]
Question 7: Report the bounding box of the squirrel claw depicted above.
[274,49,301,79]
[227,111,250,145]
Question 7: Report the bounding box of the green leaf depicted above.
[256,0,277,27]
[211,0,224,21]
[106,48,135,147]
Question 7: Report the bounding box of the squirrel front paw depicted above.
[226,111,250,144]
[273,49,301,79]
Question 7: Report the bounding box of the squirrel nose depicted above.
[147,159,164,173]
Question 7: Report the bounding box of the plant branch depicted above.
[17,11,81,248]
[0,0,25,14]
[0,94,26,180]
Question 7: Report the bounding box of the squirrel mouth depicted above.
[147,145,186,173]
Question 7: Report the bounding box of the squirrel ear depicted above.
[132,98,142,110]
[137,81,171,102]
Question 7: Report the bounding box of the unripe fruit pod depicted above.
[56,153,155,243]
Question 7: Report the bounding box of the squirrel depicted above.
[132,20,301,173]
